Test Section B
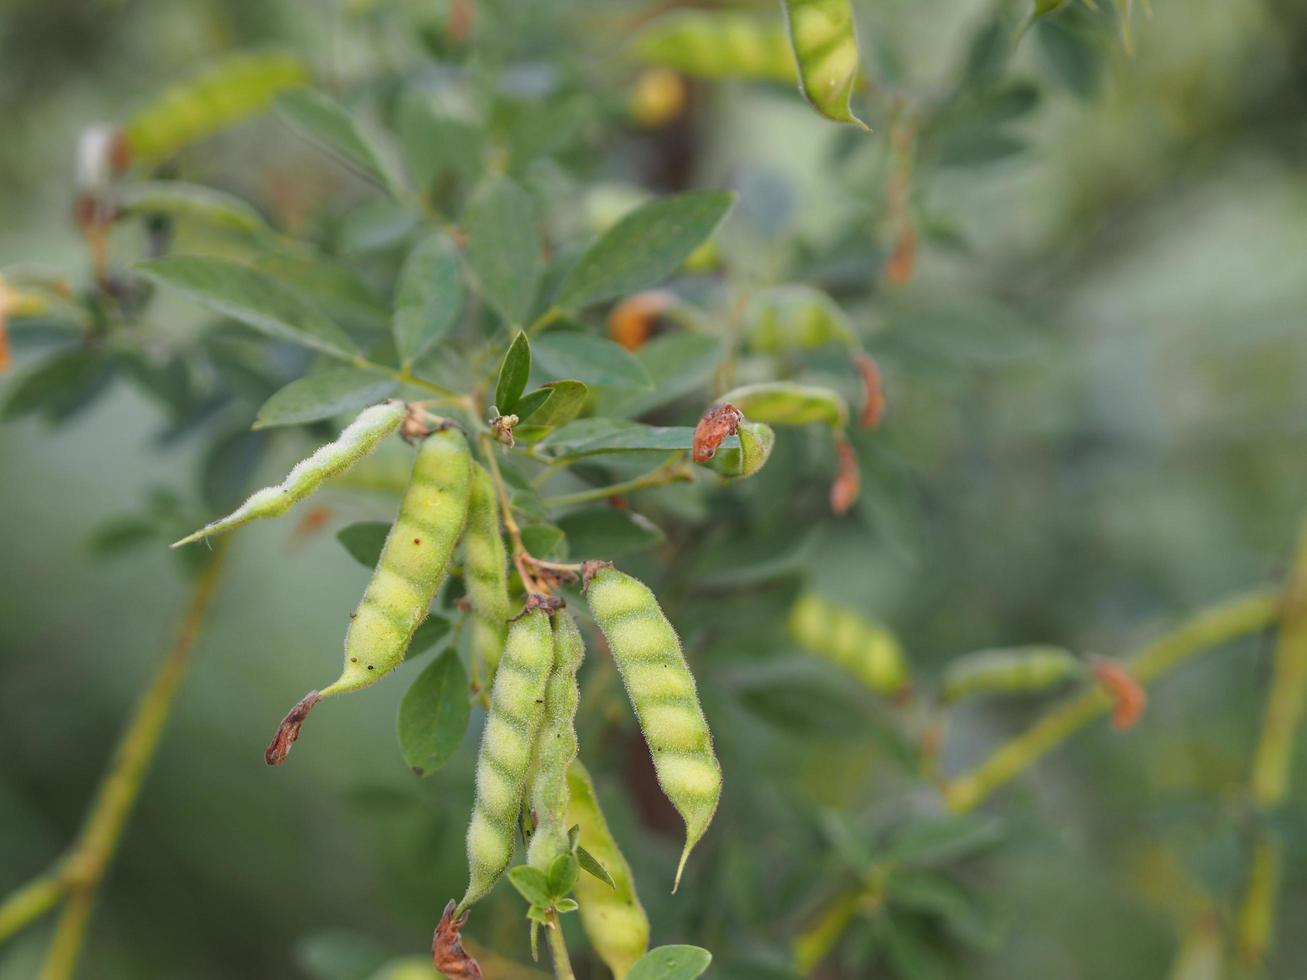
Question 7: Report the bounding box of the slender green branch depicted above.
[941,589,1281,814]
[539,457,691,509]
[3,540,231,979]
[0,873,67,944]
[1237,521,1307,970]
[544,910,575,980]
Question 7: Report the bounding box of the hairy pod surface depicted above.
[717,381,849,430]
[322,426,471,696]
[173,400,406,547]
[462,608,555,910]
[746,284,854,353]
[463,464,510,682]
[788,593,907,695]
[707,421,775,480]
[526,611,585,872]
[941,646,1081,703]
[567,760,650,979]
[634,11,796,83]
[585,566,720,890]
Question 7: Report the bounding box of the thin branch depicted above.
[544,910,576,980]
[0,873,68,944]
[539,457,692,509]
[941,589,1280,814]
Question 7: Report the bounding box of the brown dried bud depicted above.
[609,290,675,351]
[433,900,483,979]
[830,438,860,516]
[692,403,743,463]
[855,352,885,429]
[490,413,519,447]
[1091,660,1147,730]
[265,690,321,766]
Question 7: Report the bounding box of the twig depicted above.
[539,457,692,509]
[544,910,576,980]
[941,590,1280,814]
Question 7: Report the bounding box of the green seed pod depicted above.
[707,422,775,480]
[746,285,855,353]
[940,646,1081,703]
[717,381,849,430]
[567,760,650,980]
[634,11,796,83]
[526,611,585,872]
[463,463,510,682]
[462,608,555,911]
[173,400,406,548]
[788,592,908,695]
[782,0,869,129]
[322,426,471,696]
[585,565,720,890]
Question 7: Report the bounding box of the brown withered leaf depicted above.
[608,289,674,351]
[265,690,321,766]
[830,438,860,515]
[1091,660,1147,730]
[692,402,743,463]
[433,899,483,979]
[855,352,885,429]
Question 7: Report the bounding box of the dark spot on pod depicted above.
[367,664,375,670]
[350,657,358,663]
[413,766,424,776]
[349,612,358,620]
[414,538,421,545]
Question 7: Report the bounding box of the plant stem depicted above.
[544,910,575,980]
[479,434,548,595]
[941,589,1280,814]
[526,305,564,337]
[539,458,691,509]
[0,874,67,944]
[1237,521,1307,970]
[12,539,231,979]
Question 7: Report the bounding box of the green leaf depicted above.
[337,522,390,568]
[392,230,462,367]
[576,845,616,889]
[397,648,470,776]
[201,427,271,513]
[527,380,589,427]
[885,814,1007,866]
[137,256,356,359]
[557,191,735,310]
[1034,16,1102,100]
[463,176,542,326]
[397,94,484,191]
[520,523,567,560]
[90,516,159,558]
[507,866,553,907]
[540,420,739,461]
[890,873,1005,951]
[597,332,725,419]
[547,853,580,899]
[554,897,579,913]
[405,614,452,661]
[295,929,389,980]
[275,89,397,191]
[112,181,271,237]
[254,367,397,429]
[495,331,532,414]
[3,349,115,423]
[512,387,554,422]
[782,0,869,129]
[556,508,664,558]
[626,945,713,980]
[532,332,653,389]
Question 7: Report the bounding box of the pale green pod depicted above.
[788,592,908,695]
[634,11,796,83]
[567,760,650,980]
[707,421,775,480]
[526,611,585,872]
[782,0,869,130]
[585,566,720,890]
[322,426,471,696]
[461,608,555,911]
[463,463,510,682]
[746,285,854,353]
[717,381,849,430]
[173,400,406,547]
[940,646,1081,703]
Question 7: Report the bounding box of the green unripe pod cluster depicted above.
[463,463,510,682]
[173,400,406,548]
[788,593,908,696]
[585,565,721,890]
[324,426,471,696]
[567,760,650,980]
[940,646,1081,703]
[717,381,849,430]
[462,608,555,911]
[746,285,855,353]
[634,11,796,83]
[526,611,585,872]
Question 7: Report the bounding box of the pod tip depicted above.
[265,690,321,765]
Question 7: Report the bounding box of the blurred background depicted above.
[3,0,1307,977]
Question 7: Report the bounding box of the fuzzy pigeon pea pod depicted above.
[463,463,510,682]
[707,421,775,480]
[525,611,585,872]
[717,381,849,430]
[173,400,407,547]
[788,593,908,696]
[584,564,720,891]
[567,760,650,980]
[461,608,555,911]
[940,646,1082,703]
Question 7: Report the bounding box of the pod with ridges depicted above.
[173,400,406,547]
[584,563,720,890]
[567,759,650,979]
[717,381,849,430]
[463,463,510,682]
[526,611,585,872]
[707,421,775,480]
[788,592,907,695]
[940,646,1081,703]
[461,608,555,911]
[634,11,796,83]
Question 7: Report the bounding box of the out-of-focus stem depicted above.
[544,910,575,980]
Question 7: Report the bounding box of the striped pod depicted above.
[460,608,555,911]
[717,381,849,430]
[463,464,510,682]
[940,646,1081,703]
[788,593,908,696]
[567,760,650,979]
[634,11,797,83]
[322,426,471,696]
[173,401,406,547]
[782,0,869,129]
[526,611,585,872]
[585,565,720,890]
[746,285,854,353]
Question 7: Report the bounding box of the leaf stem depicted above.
[0,873,68,944]
[940,589,1280,814]
[544,910,576,980]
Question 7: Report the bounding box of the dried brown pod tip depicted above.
[433,899,483,979]
[510,593,567,621]
[581,559,615,591]
[830,437,860,516]
[1091,659,1147,730]
[855,352,885,429]
[692,402,743,463]
[265,691,321,766]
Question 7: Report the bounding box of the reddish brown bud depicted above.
[830,438,860,515]
[1091,660,1146,730]
[608,290,674,351]
[855,352,885,429]
[433,900,482,979]
[692,403,743,463]
[265,691,321,765]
